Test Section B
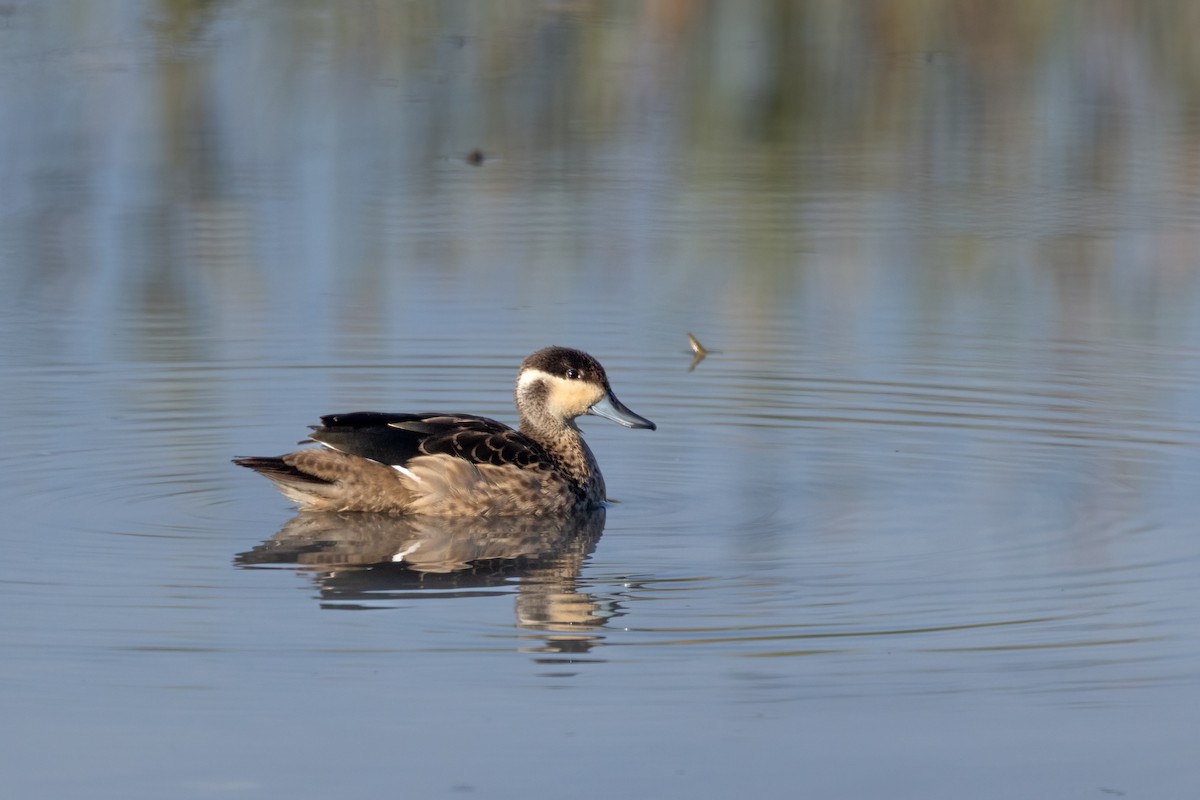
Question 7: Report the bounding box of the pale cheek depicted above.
[553,384,602,417]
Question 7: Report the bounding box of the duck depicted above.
[233,346,655,515]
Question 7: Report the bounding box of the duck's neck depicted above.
[521,418,605,506]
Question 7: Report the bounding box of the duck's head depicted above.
[516,346,656,432]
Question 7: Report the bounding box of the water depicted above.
[3,2,1200,798]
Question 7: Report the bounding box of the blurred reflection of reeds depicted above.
[3,1,1199,346]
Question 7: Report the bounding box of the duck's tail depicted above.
[233,450,416,513]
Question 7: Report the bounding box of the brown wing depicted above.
[308,412,553,469]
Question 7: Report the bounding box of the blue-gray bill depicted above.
[588,390,656,430]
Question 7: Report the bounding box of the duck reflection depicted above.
[235,508,613,638]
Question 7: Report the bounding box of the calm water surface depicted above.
[3,3,1200,799]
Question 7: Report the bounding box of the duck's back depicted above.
[311,411,552,469]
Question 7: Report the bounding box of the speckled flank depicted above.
[404,455,584,515]
[252,450,586,515]
[234,346,653,515]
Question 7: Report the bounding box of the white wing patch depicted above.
[392,464,422,483]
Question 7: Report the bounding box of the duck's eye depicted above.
[565,368,580,380]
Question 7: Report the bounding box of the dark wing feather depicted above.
[309,412,551,469]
